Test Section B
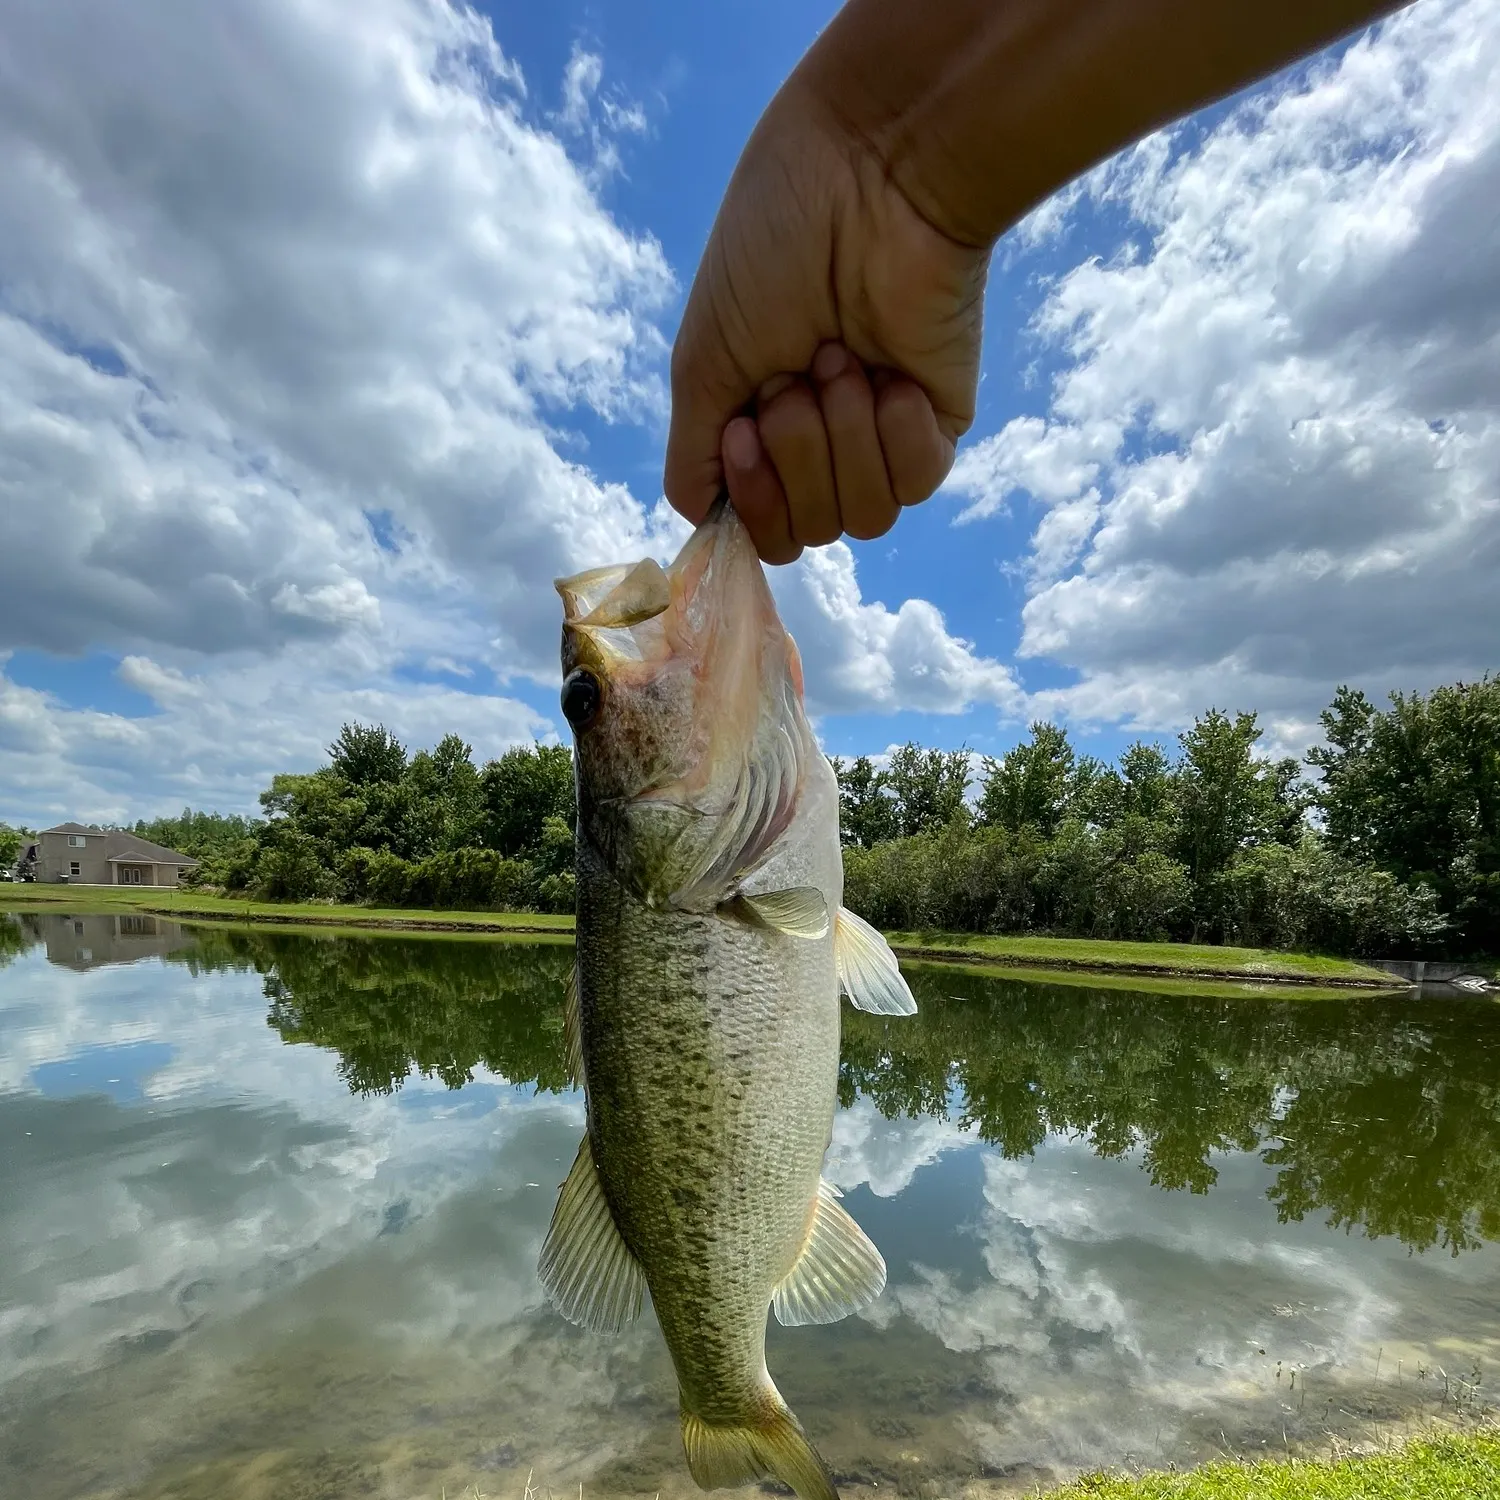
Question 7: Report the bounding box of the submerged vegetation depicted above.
[92,675,1500,959]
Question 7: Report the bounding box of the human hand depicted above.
[663,83,991,564]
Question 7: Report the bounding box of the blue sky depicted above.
[0,0,1496,824]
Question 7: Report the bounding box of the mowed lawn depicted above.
[1050,1426,1500,1499]
[880,928,1403,986]
[3,881,1405,986]
[1,881,572,932]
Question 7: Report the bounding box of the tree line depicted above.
[835,677,1496,956]
[131,674,1496,956]
[159,926,1500,1256]
[145,723,578,914]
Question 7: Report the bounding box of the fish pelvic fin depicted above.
[681,1399,838,1500]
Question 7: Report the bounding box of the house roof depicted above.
[105,832,198,865]
[44,825,197,865]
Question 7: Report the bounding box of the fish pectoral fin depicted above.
[537,1134,645,1335]
[682,1406,837,1500]
[722,886,830,939]
[772,1178,887,1327]
[834,906,917,1016]
[563,964,583,1088]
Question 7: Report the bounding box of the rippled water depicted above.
[3,909,1499,1499]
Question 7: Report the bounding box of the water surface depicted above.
[2,909,1498,1499]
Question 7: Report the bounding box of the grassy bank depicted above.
[1051,1425,1500,1498]
[1,881,572,933]
[883,929,1403,987]
[3,881,1405,987]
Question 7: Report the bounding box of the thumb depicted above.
[663,293,758,526]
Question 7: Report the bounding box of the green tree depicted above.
[1174,710,1308,886]
[831,754,898,848]
[0,824,24,870]
[478,743,576,858]
[884,743,971,837]
[133,808,259,858]
[977,722,1075,836]
[402,734,484,856]
[1309,678,1500,952]
[327,721,408,787]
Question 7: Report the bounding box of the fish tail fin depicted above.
[681,1392,838,1500]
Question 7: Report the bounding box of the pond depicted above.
[2,909,1498,1500]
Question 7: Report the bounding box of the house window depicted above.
[69,861,81,877]
[69,835,87,847]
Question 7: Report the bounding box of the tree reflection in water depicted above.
[175,927,1500,1257]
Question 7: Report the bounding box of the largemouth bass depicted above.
[540,499,916,1499]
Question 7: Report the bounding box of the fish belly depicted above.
[577,867,839,1419]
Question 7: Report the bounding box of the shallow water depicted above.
[2,909,1498,1500]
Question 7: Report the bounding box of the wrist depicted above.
[782,0,1409,252]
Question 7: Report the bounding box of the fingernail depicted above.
[812,342,849,382]
[724,417,761,471]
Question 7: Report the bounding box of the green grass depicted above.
[884,929,1402,987]
[3,881,1403,987]
[899,956,1363,1002]
[0,881,571,932]
[1052,1426,1500,1498]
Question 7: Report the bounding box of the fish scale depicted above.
[578,836,841,1422]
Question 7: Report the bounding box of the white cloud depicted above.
[957,0,1500,739]
[777,544,1024,718]
[0,653,551,827]
[0,0,1005,820]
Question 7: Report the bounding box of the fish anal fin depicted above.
[723,886,829,939]
[682,1404,837,1500]
[772,1179,886,1327]
[834,907,917,1016]
[537,1135,644,1334]
[563,964,584,1088]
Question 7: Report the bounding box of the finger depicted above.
[756,376,840,548]
[811,343,899,542]
[664,293,750,526]
[873,375,957,507]
[722,417,801,565]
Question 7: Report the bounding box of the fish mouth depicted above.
[557,498,808,905]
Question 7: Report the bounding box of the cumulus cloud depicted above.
[0,652,551,826]
[953,0,1500,738]
[0,0,1010,820]
[777,544,1024,718]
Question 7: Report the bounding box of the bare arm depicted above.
[803,0,1408,247]
[665,0,1409,559]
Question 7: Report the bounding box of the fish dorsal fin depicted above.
[834,907,917,1015]
[563,964,583,1088]
[772,1178,887,1326]
[538,1135,645,1334]
[724,886,830,939]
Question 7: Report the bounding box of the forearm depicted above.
[791,0,1410,247]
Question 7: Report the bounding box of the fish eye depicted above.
[560,668,603,732]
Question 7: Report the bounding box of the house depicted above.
[35,823,199,887]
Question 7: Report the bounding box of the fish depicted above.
[540,498,917,1499]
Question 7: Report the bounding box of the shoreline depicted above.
[2,883,1412,989]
